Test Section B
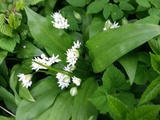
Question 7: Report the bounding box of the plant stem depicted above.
[0,106,15,117]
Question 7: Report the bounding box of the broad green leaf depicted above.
[107,94,129,120]
[119,1,135,11]
[16,76,61,120]
[149,39,160,55]
[0,49,7,64]
[89,16,105,38]
[49,91,73,120]
[135,16,160,24]
[0,34,20,52]
[139,76,160,105]
[150,53,160,74]
[126,105,160,120]
[25,7,73,60]
[86,24,160,73]
[66,0,91,7]
[72,78,98,120]
[118,53,138,85]
[43,0,57,14]
[87,0,107,14]
[16,40,43,59]
[0,116,15,120]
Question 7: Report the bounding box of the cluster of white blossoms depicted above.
[17,73,32,88]
[17,53,61,88]
[103,20,119,31]
[31,54,61,71]
[56,40,82,96]
[17,40,82,96]
[51,11,70,29]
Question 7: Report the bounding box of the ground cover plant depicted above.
[1,0,160,120]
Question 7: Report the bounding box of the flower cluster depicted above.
[103,20,119,31]
[31,54,61,71]
[17,53,61,88]
[51,11,70,29]
[56,40,82,96]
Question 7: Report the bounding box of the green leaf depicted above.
[49,91,73,120]
[139,76,160,105]
[8,12,22,29]
[0,116,15,120]
[107,94,129,120]
[25,6,73,60]
[102,65,129,93]
[89,16,105,38]
[88,88,109,114]
[118,53,138,85]
[72,77,98,120]
[87,0,107,14]
[126,105,160,120]
[66,0,91,7]
[16,40,43,59]
[30,0,44,5]
[103,3,112,19]
[0,1,7,12]
[0,14,13,37]
[149,39,160,55]
[0,34,20,52]
[136,0,151,8]
[148,8,160,16]
[0,49,7,64]
[134,63,158,85]
[0,87,17,113]
[150,53,160,74]
[16,76,61,120]
[86,24,160,73]
[19,85,35,102]
[111,4,124,21]
[119,1,135,11]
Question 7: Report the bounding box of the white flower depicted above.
[72,40,81,49]
[56,73,70,89]
[51,11,70,29]
[66,48,79,66]
[70,87,78,96]
[31,53,61,71]
[63,64,76,72]
[17,73,32,88]
[72,76,81,86]
[110,22,119,29]
[49,54,61,64]
[103,20,119,31]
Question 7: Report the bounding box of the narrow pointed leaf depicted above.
[25,7,73,60]
[86,24,160,73]
[118,53,138,85]
[139,76,160,105]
